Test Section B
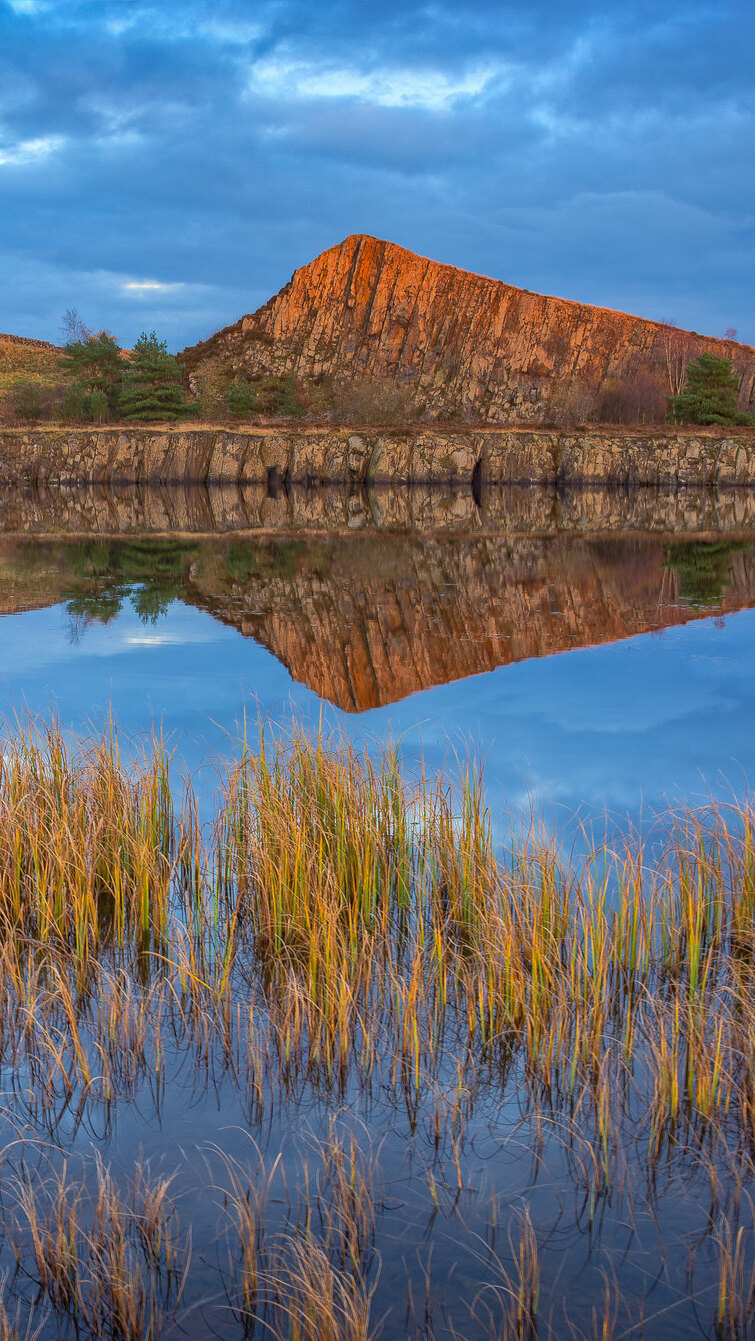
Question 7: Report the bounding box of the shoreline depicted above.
[1,423,755,488]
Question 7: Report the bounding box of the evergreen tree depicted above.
[59,332,123,414]
[118,331,190,421]
[226,377,258,416]
[87,388,109,423]
[276,373,304,417]
[668,353,753,426]
[62,381,89,422]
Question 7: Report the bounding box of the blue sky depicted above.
[1,0,753,350]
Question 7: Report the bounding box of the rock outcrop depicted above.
[181,533,755,712]
[179,235,755,423]
[3,481,755,539]
[2,425,755,488]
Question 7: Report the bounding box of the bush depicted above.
[276,373,305,418]
[62,381,89,422]
[331,376,418,425]
[87,388,109,424]
[226,377,258,416]
[544,379,597,429]
[667,353,753,426]
[3,380,50,425]
[190,361,228,421]
[597,371,667,425]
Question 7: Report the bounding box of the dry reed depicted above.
[0,718,752,1336]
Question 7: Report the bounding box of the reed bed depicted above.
[0,719,753,1336]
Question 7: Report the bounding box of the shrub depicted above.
[3,380,50,425]
[87,387,109,424]
[331,376,418,425]
[597,371,667,425]
[276,373,305,418]
[545,379,598,429]
[190,360,228,421]
[226,377,258,416]
[62,381,89,422]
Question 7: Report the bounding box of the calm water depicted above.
[1,485,755,1338]
[1,489,754,830]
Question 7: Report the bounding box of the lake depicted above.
[2,482,755,830]
[0,482,754,1339]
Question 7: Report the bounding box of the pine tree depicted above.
[59,332,123,414]
[118,331,190,421]
[668,354,753,426]
[62,381,89,422]
[226,377,258,416]
[87,388,109,423]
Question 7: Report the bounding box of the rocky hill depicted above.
[180,235,755,424]
[0,332,62,397]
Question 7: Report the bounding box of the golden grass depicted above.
[10,1155,188,1340]
[0,718,753,1336]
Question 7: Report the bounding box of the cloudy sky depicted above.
[1,0,753,351]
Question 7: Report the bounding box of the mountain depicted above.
[179,235,755,424]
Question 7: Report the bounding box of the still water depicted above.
[0,484,754,1339]
[1,487,754,829]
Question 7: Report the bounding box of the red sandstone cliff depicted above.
[180,235,755,424]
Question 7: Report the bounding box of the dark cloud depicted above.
[0,0,752,347]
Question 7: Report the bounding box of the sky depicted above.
[1,0,753,351]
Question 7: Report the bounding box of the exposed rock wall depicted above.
[2,425,755,488]
[179,235,755,423]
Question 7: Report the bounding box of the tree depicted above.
[226,377,258,416]
[59,331,123,414]
[61,381,89,422]
[88,388,109,423]
[667,353,753,426]
[659,321,694,396]
[118,331,190,421]
[60,308,93,345]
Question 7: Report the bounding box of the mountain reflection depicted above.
[1,484,754,712]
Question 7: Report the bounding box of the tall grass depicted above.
[0,718,753,1336]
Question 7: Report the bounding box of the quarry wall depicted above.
[1,424,755,489]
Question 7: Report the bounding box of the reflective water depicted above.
[1,484,755,1338]
[1,484,755,830]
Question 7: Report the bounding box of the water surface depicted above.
[1,484,754,1338]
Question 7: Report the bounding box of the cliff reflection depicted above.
[1,484,755,712]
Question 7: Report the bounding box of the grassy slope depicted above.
[0,335,63,395]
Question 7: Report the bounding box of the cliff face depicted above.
[3,425,755,488]
[179,235,755,423]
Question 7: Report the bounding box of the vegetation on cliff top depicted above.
[0,314,752,430]
[668,353,754,426]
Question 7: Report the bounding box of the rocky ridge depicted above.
[179,235,755,423]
